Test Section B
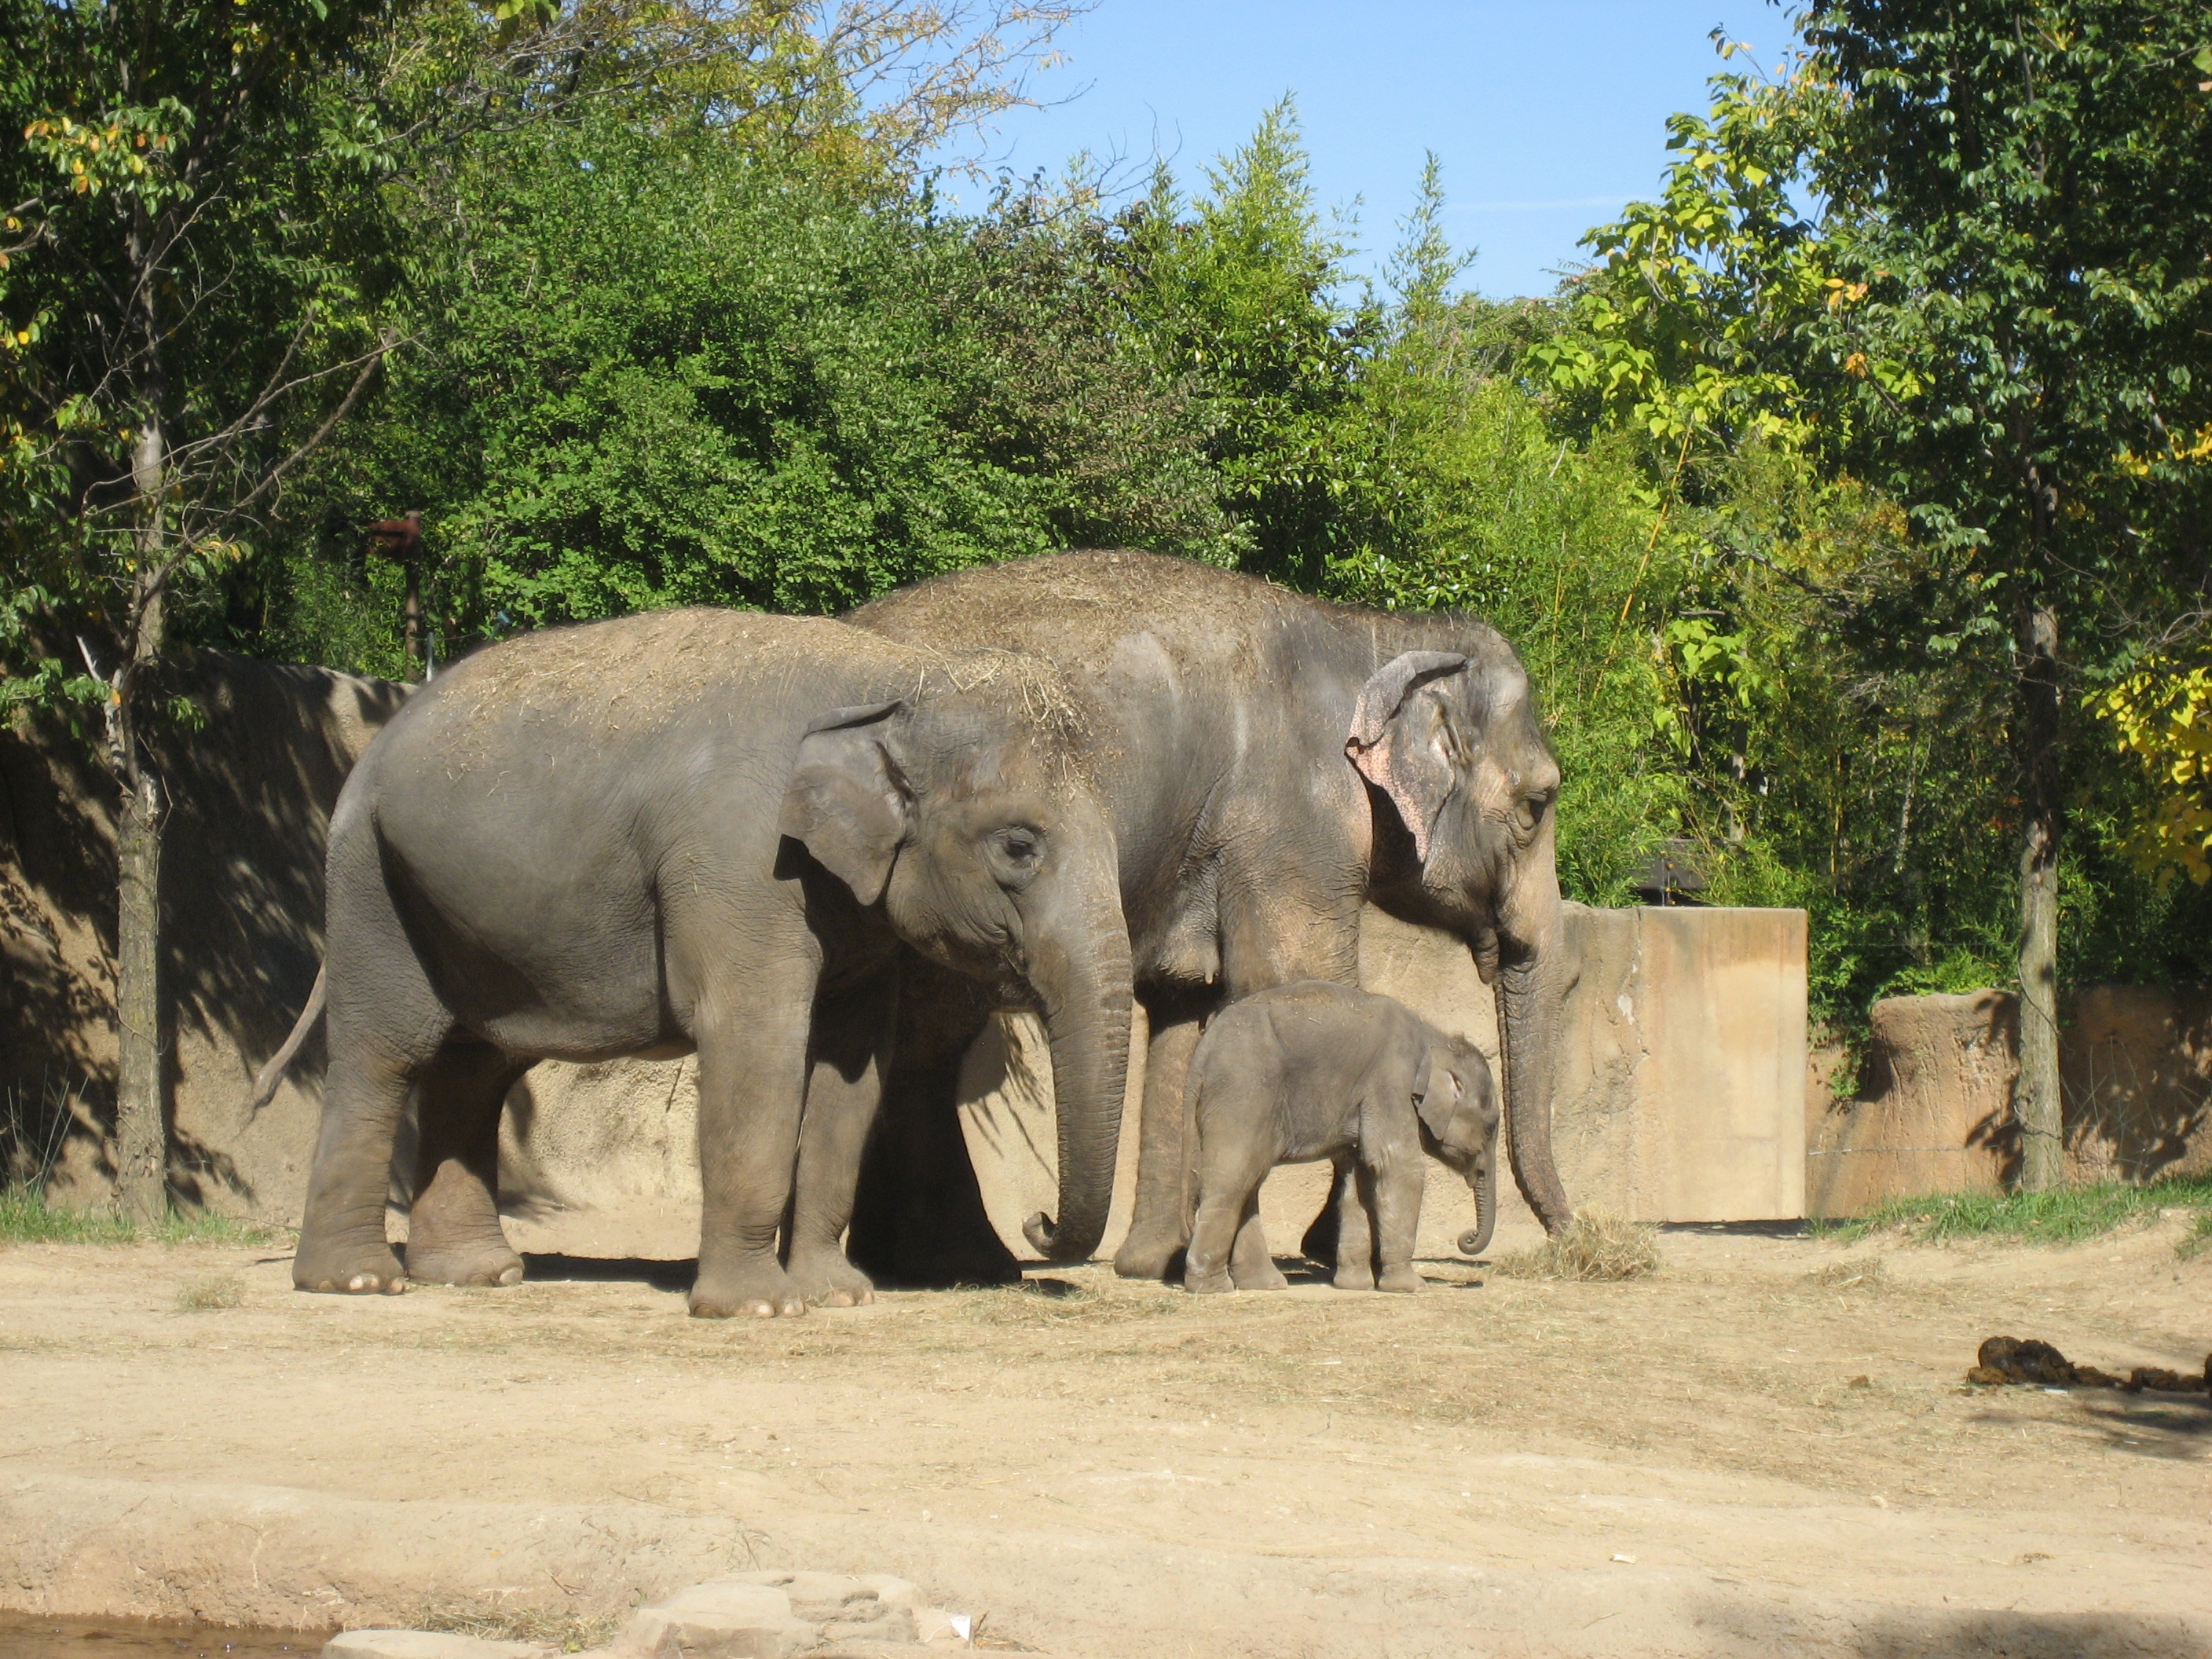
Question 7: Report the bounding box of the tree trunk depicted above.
[113,760,166,1225]
[112,417,170,1226]
[2014,599,2064,1192]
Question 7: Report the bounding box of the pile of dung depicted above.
[1966,1335,2211,1393]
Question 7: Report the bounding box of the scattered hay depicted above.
[1965,1335,2210,1393]
[174,1276,244,1312]
[1805,1257,1889,1291]
[416,1606,624,1654]
[1491,1210,1661,1282]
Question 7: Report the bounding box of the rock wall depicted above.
[1806,987,2212,1217]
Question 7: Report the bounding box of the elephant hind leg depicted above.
[1229,1191,1288,1291]
[295,870,452,1295]
[403,1034,532,1287]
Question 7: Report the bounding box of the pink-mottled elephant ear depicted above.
[778,701,909,906]
[1345,650,1470,862]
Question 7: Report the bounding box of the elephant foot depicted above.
[1112,1228,1188,1282]
[294,1237,408,1295]
[1232,1261,1291,1292]
[690,1261,807,1320]
[786,1247,876,1309]
[1376,1264,1424,1295]
[1182,1268,1234,1294]
[404,1233,524,1287]
[1332,1266,1375,1291]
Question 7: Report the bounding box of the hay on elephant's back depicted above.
[432,611,1090,770]
[1491,1210,1661,1282]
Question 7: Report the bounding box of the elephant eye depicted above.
[1516,787,1554,832]
[988,825,1045,887]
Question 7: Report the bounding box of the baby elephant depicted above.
[1184,981,1499,1295]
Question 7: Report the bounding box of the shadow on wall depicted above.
[1807,987,2212,1216]
[0,651,407,1209]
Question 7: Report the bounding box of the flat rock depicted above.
[612,1579,815,1658]
[324,1632,552,1659]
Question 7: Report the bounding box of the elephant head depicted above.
[779,682,1131,1264]
[1410,1038,1502,1259]
[1346,646,1573,1236]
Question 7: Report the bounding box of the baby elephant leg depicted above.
[1187,1137,1275,1294]
[1228,1191,1288,1291]
[1332,1155,1376,1291]
[1370,1155,1428,1294]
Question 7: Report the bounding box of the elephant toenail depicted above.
[498,1265,523,1285]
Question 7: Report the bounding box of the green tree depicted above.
[2,0,405,1220]
[1806,1,2212,1185]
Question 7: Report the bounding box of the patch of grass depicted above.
[174,1274,246,1311]
[0,1185,135,1243]
[2179,1210,2212,1262]
[1822,1174,2212,1247]
[1491,1210,1661,1282]
[0,1184,283,1247]
[416,1606,624,1654]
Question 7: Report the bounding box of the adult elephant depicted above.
[848,551,1570,1284]
[281,609,1130,1317]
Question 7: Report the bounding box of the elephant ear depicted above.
[1412,1048,1464,1141]
[778,701,909,906]
[1345,650,1472,862]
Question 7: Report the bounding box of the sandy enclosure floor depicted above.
[1,1219,2207,1659]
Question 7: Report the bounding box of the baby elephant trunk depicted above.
[1456,1152,1497,1259]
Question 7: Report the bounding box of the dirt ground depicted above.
[1,1214,2207,1659]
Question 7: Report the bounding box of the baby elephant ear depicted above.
[1413,1048,1464,1141]
[778,701,908,906]
[1346,650,1471,862]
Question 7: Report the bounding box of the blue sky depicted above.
[936,2,1800,299]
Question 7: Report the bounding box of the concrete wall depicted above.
[6,652,1811,1254]
[1805,987,2212,1217]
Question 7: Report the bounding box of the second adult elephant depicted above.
[848,551,1570,1284]
[281,610,1131,1317]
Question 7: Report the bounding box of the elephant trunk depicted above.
[1494,824,1573,1238]
[1020,852,1134,1264]
[1456,1155,1496,1258]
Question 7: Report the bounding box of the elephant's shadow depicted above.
[522,1254,697,1294]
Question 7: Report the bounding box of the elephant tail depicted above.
[247,965,327,1114]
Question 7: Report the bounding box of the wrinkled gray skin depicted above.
[848,551,1569,1286]
[1183,981,1498,1295]
[287,610,1130,1317]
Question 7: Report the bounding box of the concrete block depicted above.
[324,1633,551,1659]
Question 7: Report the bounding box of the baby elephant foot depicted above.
[404,1236,525,1287]
[786,1248,875,1309]
[294,1238,408,1296]
[1232,1261,1291,1292]
[1376,1263,1425,1295]
[690,1262,807,1320]
[1183,1266,1236,1294]
[1332,1266,1375,1292]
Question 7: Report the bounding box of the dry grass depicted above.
[416,1604,626,1654]
[174,1275,246,1312]
[1805,1257,1889,1291]
[1490,1210,1661,1281]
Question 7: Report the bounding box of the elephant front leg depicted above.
[784,981,894,1309]
[690,988,813,1320]
[1331,1155,1377,1291]
[1368,1154,1428,1295]
[1115,996,1208,1281]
